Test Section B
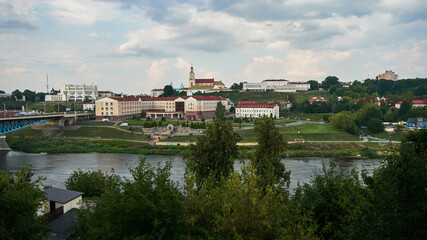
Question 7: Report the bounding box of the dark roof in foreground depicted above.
[46,208,78,240]
[45,188,83,203]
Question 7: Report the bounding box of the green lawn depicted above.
[235,123,360,142]
[160,135,199,142]
[74,120,115,126]
[5,127,43,138]
[198,90,331,104]
[61,127,152,141]
[369,131,407,141]
[282,113,333,122]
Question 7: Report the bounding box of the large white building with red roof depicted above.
[235,101,279,119]
[95,96,230,120]
[395,99,427,109]
[242,79,310,92]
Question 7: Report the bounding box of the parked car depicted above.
[102,118,109,122]
[120,123,128,127]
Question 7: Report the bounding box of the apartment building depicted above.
[243,79,310,92]
[235,101,279,119]
[377,70,399,81]
[96,96,230,121]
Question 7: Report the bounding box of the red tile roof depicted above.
[151,89,164,91]
[240,101,255,104]
[98,91,113,93]
[288,82,310,85]
[109,97,141,101]
[236,102,277,109]
[195,78,214,84]
[309,97,325,104]
[262,79,288,82]
[413,99,427,104]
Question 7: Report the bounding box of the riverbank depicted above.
[5,126,391,158]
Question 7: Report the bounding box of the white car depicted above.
[102,118,109,122]
[120,123,128,127]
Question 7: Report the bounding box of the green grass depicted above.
[29,102,84,112]
[235,123,360,142]
[282,113,332,122]
[5,127,43,138]
[61,127,152,141]
[369,131,406,141]
[160,135,199,142]
[199,90,331,104]
[74,120,115,126]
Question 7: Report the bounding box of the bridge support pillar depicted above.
[0,135,11,151]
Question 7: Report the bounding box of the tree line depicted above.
[2,104,426,240]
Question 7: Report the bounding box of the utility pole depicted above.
[46,74,50,93]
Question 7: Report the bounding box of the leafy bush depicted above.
[367,118,384,133]
[65,169,121,197]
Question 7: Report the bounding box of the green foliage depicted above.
[65,169,121,197]
[358,130,427,239]
[296,162,367,240]
[0,165,48,239]
[308,80,320,90]
[215,101,225,120]
[253,116,290,188]
[73,157,184,239]
[186,119,241,187]
[356,103,383,126]
[329,111,359,135]
[162,85,175,97]
[321,76,340,89]
[184,165,317,239]
[366,118,384,133]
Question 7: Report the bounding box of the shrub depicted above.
[65,169,121,197]
[367,118,384,133]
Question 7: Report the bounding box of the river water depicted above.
[0,151,381,190]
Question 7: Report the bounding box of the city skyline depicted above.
[1,0,427,94]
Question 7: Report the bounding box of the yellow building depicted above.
[95,97,143,121]
[188,66,226,93]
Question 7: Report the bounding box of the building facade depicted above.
[377,70,399,81]
[235,101,279,119]
[243,79,310,92]
[188,66,226,94]
[96,96,230,121]
[45,84,98,102]
[151,89,164,97]
[98,91,114,98]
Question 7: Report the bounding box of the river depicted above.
[0,151,381,190]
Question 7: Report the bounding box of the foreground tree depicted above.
[329,111,359,135]
[73,157,184,239]
[184,165,316,239]
[65,169,121,197]
[0,165,48,239]
[186,114,240,187]
[252,116,290,188]
[357,130,427,239]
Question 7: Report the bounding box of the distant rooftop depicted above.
[45,188,83,203]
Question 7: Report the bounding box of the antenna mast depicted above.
[45,74,50,93]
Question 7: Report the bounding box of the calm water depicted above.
[0,151,381,190]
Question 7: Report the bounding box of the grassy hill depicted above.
[198,90,331,104]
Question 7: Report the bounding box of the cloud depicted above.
[46,0,119,25]
[88,32,98,38]
[146,59,171,87]
[0,19,38,30]
[76,64,100,81]
[2,66,27,75]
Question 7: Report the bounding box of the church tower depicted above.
[189,65,195,87]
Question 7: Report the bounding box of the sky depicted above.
[1,0,426,95]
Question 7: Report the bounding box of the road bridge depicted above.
[0,112,94,150]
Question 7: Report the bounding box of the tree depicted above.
[308,80,320,90]
[296,163,367,240]
[186,117,241,187]
[65,169,121,197]
[230,82,243,91]
[214,101,225,120]
[252,116,290,188]
[74,157,184,239]
[12,89,23,101]
[357,103,383,126]
[329,111,359,135]
[23,89,36,102]
[358,130,427,239]
[367,118,384,133]
[162,85,174,97]
[0,165,48,239]
[398,100,412,117]
[321,76,340,89]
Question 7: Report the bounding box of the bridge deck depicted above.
[0,112,95,122]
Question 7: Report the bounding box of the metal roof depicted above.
[45,188,83,203]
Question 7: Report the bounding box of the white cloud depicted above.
[3,66,27,75]
[88,32,98,38]
[76,64,100,82]
[146,59,171,87]
[46,0,119,25]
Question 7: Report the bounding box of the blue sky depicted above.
[1,0,426,94]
